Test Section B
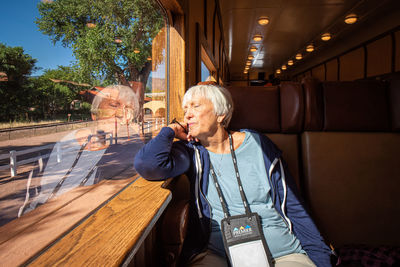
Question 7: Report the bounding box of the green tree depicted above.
[36,0,164,87]
[0,43,38,121]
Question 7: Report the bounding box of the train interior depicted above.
[149,0,400,266]
[1,0,399,266]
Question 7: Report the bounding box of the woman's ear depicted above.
[217,115,225,124]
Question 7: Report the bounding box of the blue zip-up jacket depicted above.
[134,127,332,267]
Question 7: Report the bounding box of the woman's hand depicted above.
[168,119,198,142]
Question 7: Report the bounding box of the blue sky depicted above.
[0,0,75,76]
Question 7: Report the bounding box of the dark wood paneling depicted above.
[367,35,392,77]
[339,47,364,81]
[326,59,338,81]
[312,64,325,81]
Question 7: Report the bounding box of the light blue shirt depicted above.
[206,131,305,258]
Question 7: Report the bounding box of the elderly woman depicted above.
[134,84,332,267]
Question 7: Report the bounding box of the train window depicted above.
[201,61,211,81]
[0,0,167,239]
[200,45,217,82]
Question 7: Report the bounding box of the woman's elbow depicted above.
[134,155,162,180]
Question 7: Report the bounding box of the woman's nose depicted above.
[184,108,193,119]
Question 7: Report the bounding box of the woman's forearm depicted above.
[134,127,191,180]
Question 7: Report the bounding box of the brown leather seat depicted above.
[301,78,400,248]
[228,84,304,190]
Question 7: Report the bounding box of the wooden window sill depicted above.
[0,176,171,266]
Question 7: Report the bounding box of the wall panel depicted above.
[169,26,186,121]
[339,47,364,81]
[214,21,221,67]
[188,0,204,86]
[367,35,392,77]
[312,64,325,81]
[207,0,215,45]
[326,59,338,81]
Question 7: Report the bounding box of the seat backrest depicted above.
[227,83,304,189]
[301,78,400,247]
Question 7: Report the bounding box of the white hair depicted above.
[91,84,139,122]
[182,84,234,128]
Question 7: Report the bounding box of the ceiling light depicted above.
[258,17,270,26]
[276,69,281,74]
[246,61,251,66]
[134,49,140,54]
[306,44,314,52]
[248,55,254,60]
[321,33,331,41]
[288,60,294,66]
[295,53,302,60]
[244,70,248,74]
[344,13,358,24]
[253,35,262,42]
[250,46,258,52]
[282,65,287,70]
[147,57,152,61]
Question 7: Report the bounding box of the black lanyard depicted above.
[209,132,251,218]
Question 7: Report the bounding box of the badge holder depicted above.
[209,133,273,267]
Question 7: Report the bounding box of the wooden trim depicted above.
[196,23,218,83]
[391,31,396,73]
[169,16,186,121]
[203,0,207,39]
[337,57,340,81]
[196,23,201,83]
[219,37,223,83]
[29,178,171,266]
[215,0,229,80]
[158,0,183,15]
[212,4,217,56]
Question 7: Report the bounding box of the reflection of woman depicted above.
[24,85,143,213]
[134,84,332,267]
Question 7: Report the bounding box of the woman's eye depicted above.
[109,102,120,108]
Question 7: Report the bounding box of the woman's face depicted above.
[183,95,223,139]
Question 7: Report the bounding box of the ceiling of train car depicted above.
[219,0,396,80]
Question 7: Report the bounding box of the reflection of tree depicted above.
[31,66,91,118]
[36,0,165,121]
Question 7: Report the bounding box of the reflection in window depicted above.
[0,0,167,227]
